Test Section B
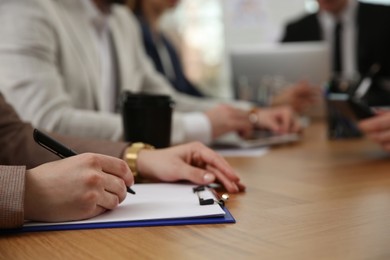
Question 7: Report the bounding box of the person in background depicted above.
[0,93,244,229]
[132,0,204,97]
[128,0,321,113]
[0,0,300,148]
[281,0,390,105]
[130,0,205,97]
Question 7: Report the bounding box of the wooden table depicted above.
[1,121,390,260]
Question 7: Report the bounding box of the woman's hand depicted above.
[253,106,302,134]
[136,142,245,193]
[24,153,133,222]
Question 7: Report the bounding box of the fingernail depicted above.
[203,173,215,183]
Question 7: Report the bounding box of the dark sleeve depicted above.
[281,22,298,42]
[164,37,205,97]
[0,165,25,229]
[0,94,128,169]
[182,77,205,97]
[280,13,322,43]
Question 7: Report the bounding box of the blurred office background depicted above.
[160,0,390,99]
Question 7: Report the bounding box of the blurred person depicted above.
[0,0,300,148]
[281,0,390,104]
[0,92,245,229]
[131,0,206,97]
[129,0,320,113]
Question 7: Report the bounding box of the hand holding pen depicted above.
[33,129,136,194]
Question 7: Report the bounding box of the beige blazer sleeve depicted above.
[0,0,123,141]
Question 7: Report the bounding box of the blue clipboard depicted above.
[5,206,235,233]
[2,184,236,234]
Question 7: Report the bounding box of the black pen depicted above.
[33,129,136,195]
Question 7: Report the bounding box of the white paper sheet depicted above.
[24,184,225,227]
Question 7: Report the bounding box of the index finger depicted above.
[192,145,240,182]
[358,115,387,133]
[206,164,244,193]
[86,153,134,186]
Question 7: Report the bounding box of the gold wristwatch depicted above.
[124,142,155,177]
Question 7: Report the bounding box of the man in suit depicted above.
[0,0,299,146]
[281,0,390,105]
[0,92,245,229]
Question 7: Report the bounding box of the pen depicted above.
[33,129,136,195]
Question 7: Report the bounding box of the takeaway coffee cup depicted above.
[120,92,174,148]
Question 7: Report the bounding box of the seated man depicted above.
[0,93,244,229]
[281,0,390,105]
[0,0,299,147]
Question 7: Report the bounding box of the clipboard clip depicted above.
[193,185,229,206]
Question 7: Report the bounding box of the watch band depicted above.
[124,142,155,177]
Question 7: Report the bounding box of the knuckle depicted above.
[117,160,129,175]
[80,190,99,206]
[116,178,126,192]
[207,157,216,167]
[107,196,120,209]
[85,171,103,187]
[118,188,127,202]
[82,153,101,168]
[191,141,204,148]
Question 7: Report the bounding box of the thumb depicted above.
[183,166,216,185]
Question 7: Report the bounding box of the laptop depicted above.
[230,42,331,103]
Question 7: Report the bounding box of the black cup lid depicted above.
[120,92,174,107]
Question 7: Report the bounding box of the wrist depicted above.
[124,142,155,178]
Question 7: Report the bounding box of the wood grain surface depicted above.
[1,121,390,260]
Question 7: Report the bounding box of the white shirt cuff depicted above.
[182,112,212,144]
